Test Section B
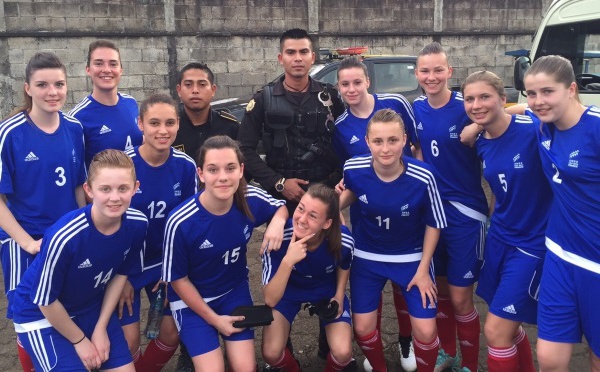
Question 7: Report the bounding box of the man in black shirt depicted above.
[173,62,239,161]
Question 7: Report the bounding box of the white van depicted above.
[514,0,600,105]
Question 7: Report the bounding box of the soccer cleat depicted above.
[398,336,417,372]
[434,349,456,372]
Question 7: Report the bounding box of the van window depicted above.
[536,19,600,92]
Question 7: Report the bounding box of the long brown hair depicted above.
[10,52,66,116]
[196,135,253,221]
[304,184,342,260]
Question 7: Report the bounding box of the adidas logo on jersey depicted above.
[463,271,474,279]
[542,140,551,150]
[359,194,368,204]
[199,240,213,249]
[342,310,350,318]
[417,122,423,130]
[428,302,436,309]
[24,152,39,162]
[78,259,92,269]
[99,125,112,134]
[502,304,517,314]
[349,135,360,144]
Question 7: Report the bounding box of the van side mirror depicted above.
[514,56,531,92]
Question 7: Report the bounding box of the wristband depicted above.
[72,334,86,345]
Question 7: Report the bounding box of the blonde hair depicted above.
[87,149,136,187]
[461,70,506,98]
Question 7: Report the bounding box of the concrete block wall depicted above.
[0,0,549,118]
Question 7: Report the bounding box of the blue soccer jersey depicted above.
[333,93,417,163]
[0,111,86,239]
[126,147,197,270]
[162,185,285,301]
[261,221,354,302]
[536,106,600,270]
[476,114,551,251]
[343,155,446,259]
[69,93,142,168]
[11,205,148,325]
[412,92,487,215]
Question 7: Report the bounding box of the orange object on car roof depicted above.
[335,46,368,55]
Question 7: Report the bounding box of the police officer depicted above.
[173,62,239,160]
[238,28,344,214]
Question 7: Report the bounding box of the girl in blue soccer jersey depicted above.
[462,71,551,372]
[261,184,354,372]
[162,135,288,372]
[0,51,86,371]
[334,56,418,372]
[69,40,142,168]
[412,42,488,372]
[117,94,198,371]
[340,108,445,372]
[11,149,147,372]
[524,55,600,372]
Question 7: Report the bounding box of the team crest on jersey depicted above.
[326,264,334,273]
[541,140,551,150]
[449,125,458,139]
[349,135,360,144]
[513,153,524,169]
[173,182,181,196]
[482,160,486,169]
[72,149,77,163]
[244,225,251,240]
[24,151,39,162]
[401,204,410,216]
[568,150,579,168]
[99,125,112,134]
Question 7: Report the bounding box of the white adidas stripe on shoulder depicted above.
[68,97,92,116]
[172,149,197,166]
[246,185,286,206]
[413,95,427,103]
[454,92,464,101]
[0,114,27,180]
[126,208,149,223]
[335,110,350,126]
[405,163,446,228]
[514,114,533,124]
[62,113,84,128]
[343,156,372,171]
[34,212,89,305]
[119,93,137,101]
[162,198,199,282]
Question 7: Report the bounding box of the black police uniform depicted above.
[237,76,344,209]
[173,103,239,160]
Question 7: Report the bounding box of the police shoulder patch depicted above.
[246,99,255,112]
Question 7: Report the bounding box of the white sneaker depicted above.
[434,349,456,372]
[398,340,417,372]
[363,358,373,372]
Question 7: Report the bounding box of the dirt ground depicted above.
[0,225,592,371]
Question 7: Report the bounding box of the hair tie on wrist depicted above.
[72,334,86,345]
